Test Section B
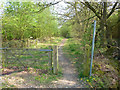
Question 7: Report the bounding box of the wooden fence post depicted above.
[53,45,58,74]
[35,39,38,48]
[83,44,90,76]
[49,46,52,71]
[2,49,6,71]
[27,39,28,47]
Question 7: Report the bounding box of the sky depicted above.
[0,2,3,18]
[0,0,69,19]
[0,0,119,20]
[0,0,68,13]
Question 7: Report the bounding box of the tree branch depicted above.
[35,1,62,13]
[81,2,101,20]
[80,15,96,22]
[64,2,74,6]
[107,2,118,19]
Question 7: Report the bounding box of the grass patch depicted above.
[37,37,64,47]
[3,49,49,70]
[34,71,63,84]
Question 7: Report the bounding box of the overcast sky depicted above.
[0,0,68,18]
[0,0,118,18]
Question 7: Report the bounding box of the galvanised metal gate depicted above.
[1,46,58,75]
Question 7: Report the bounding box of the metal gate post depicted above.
[90,20,96,77]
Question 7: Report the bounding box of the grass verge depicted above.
[63,38,119,88]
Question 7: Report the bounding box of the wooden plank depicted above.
[2,50,5,70]
[53,45,58,74]
[83,44,90,76]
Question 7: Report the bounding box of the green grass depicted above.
[3,43,51,69]
[45,37,64,44]
[34,71,63,84]
[36,37,64,46]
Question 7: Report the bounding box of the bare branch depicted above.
[35,1,62,13]
[107,2,118,19]
[81,2,101,20]
[80,15,96,22]
[64,2,74,6]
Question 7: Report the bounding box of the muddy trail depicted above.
[1,39,88,88]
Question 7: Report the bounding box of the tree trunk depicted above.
[106,24,112,46]
[117,9,120,60]
[100,2,107,47]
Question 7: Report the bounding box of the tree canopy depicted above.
[2,2,59,41]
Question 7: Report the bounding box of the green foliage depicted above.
[60,22,72,38]
[2,2,59,41]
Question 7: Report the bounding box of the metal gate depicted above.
[1,46,58,75]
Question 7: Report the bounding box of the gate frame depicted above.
[1,45,58,74]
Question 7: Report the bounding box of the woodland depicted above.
[1,0,120,88]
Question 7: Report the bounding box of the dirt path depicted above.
[48,39,86,88]
[1,39,87,88]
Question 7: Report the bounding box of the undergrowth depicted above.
[63,38,119,88]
